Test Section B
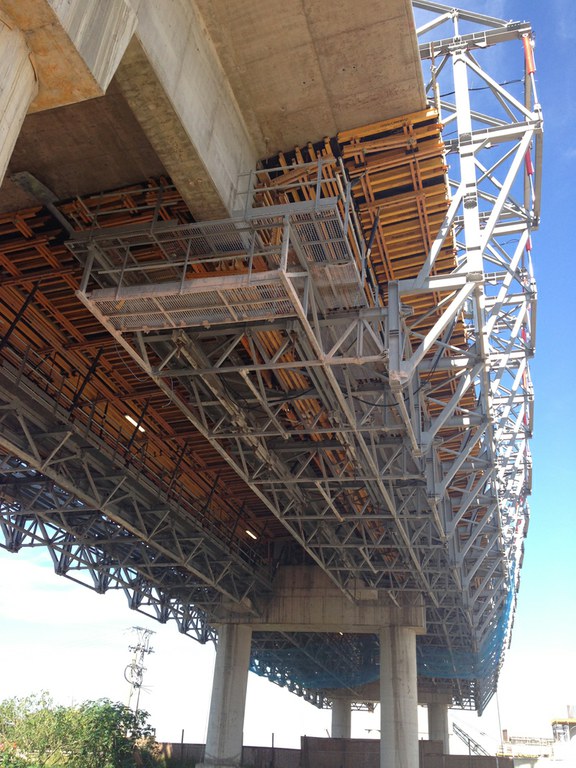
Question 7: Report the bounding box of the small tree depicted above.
[0,692,71,767]
[68,699,158,768]
[0,694,163,768]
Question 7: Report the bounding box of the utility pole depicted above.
[124,626,155,717]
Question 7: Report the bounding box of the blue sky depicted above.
[1,0,575,754]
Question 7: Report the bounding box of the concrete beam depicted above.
[115,0,257,219]
[1,0,425,222]
[113,38,228,220]
[326,682,454,707]
[0,0,136,111]
[1,0,254,219]
[215,566,426,633]
[0,18,37,184]
[420,690,453,706]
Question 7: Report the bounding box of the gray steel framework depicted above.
[0,362,358,707]
[0,2,541,713]
[412,2,540,689]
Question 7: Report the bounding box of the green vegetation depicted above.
[0,694,165,768]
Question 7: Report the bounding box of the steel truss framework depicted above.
[0,3,541,713]
[0,364,354,707]
[410,2,541,705]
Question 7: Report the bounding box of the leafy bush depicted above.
[0,694,164,768]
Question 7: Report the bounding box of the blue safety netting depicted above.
[417,583,513,682]
[250,563,517,708]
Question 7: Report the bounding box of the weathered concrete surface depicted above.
[428,702,450,755]
[0,0,425,219]
[115,39,229,220]
[0,0,136,111]
[214,566,426,633]
[0,81,165,213]
[128,0,257,217]
[121,0,426,212]
[200,624,253,768]
[114,32,237,220]
[116,2,256,220]
[0,18,37,184]
[195,0,426,156]
[380,625,419,768]
[332,699,352,739]
[1,0,255,218]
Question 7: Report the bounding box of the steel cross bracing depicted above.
[0,193,413,706]
[71,195,463,610]
[251,630,378,709]
[0,3,540,714]
[0,330,272,641]
[70,7,538,711]
[0,362,268,639]
[407,2,540,707]
[0,191,425,711]
[0,360,371,705]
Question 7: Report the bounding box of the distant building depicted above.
[499,730,554,761]
[551,705,576,762]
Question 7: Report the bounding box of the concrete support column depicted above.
[0,17,37,184]
[332,699,352,738]
[203,624,252,768]
[379,626,418,768]
[428,702,450,754]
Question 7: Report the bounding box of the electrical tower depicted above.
[124,626,155,716]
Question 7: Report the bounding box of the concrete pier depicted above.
[332,699,352,739]
[428,701,450,754]
[380,626,419,768]
[201,624,252,768]
[211,568,425,768]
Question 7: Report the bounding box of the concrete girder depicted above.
[0,0,255,217]
[213,566,426,635]
[0,0,136,112]
[194,0,426,157]
[115,0,257,219]
[0,17,37,183]
[2,0,426,219]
